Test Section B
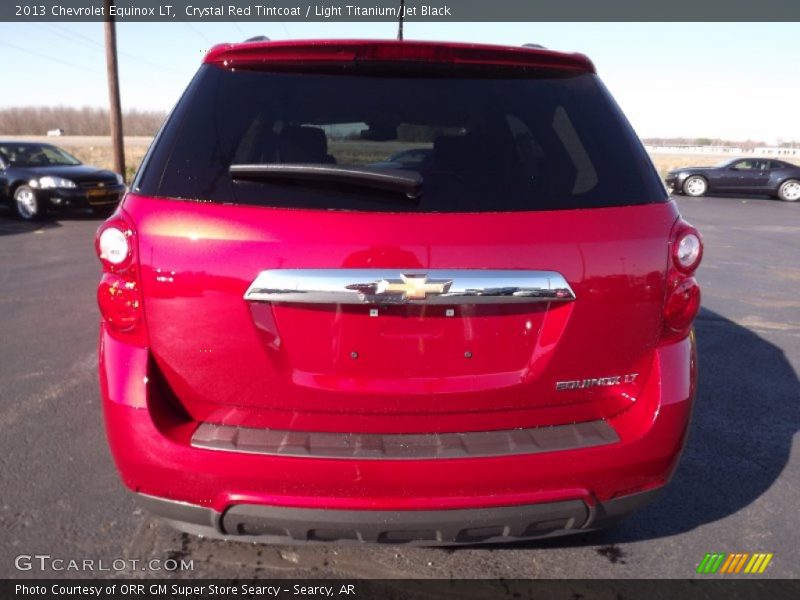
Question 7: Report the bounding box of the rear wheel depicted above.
[777,179,800,202]
[682,176,707,197]
[14,186,45,220]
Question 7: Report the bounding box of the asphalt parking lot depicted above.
[0,194,797,580]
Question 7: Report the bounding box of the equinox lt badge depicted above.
[555,373,639,391]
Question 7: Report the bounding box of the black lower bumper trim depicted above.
[137,488,662,546]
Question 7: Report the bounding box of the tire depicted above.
[777,179,800,202]
[682,175,708,198]
[14,185,45,220]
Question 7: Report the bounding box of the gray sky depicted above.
[0,21,798,143]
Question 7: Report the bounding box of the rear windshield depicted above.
[135,64,666,212]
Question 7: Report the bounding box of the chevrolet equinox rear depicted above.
[96,40,703,545]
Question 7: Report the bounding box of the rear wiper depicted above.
[229,164,422,199]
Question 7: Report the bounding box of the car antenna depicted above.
[397,0,405,41]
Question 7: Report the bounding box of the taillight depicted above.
[95,211,147,345]
[97,227,131,268]
[662,220,703,343]
[672,231,702,273]
[97,273,141,331]
[664,277,701,331]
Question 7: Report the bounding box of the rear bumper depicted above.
[99,325,696,541]
[138,488,662,545]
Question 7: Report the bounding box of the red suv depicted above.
[96,40,702,545]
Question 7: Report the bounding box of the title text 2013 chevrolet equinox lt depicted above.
[96,40,703,545]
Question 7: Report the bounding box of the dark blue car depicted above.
[0,141,125,220]
[666,158,800,201]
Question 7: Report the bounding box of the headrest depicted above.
[433,135,485,171]
[279,126,329,162]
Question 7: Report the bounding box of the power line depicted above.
[185,23,213,45]
[112,24,186,75]
[0,36,180,102]
[0,40,103,75]
[46,23,104,48]
[35,22,184,75]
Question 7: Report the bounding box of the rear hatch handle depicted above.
[244,269,576,305]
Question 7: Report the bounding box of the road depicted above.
[0,194,798,580]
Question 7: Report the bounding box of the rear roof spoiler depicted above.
[203,39,595,74]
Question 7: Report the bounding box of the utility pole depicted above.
[398,0,405,41]
[103,0,126,181]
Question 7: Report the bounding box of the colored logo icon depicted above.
[697,553,773,574]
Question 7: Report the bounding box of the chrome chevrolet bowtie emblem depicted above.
[245,269,577,305]
[375,273,452,300]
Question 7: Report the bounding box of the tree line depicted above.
[643,137,800,150]
[0,106,167,136]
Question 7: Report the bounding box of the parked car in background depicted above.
[47,128,65,136]
[369,148,433,170]
[0,141,125,219]
[666,158,800,201]
[96,39,703,546]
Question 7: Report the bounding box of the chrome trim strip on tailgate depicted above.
[191,420,618,460]
[244,269,576,305]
